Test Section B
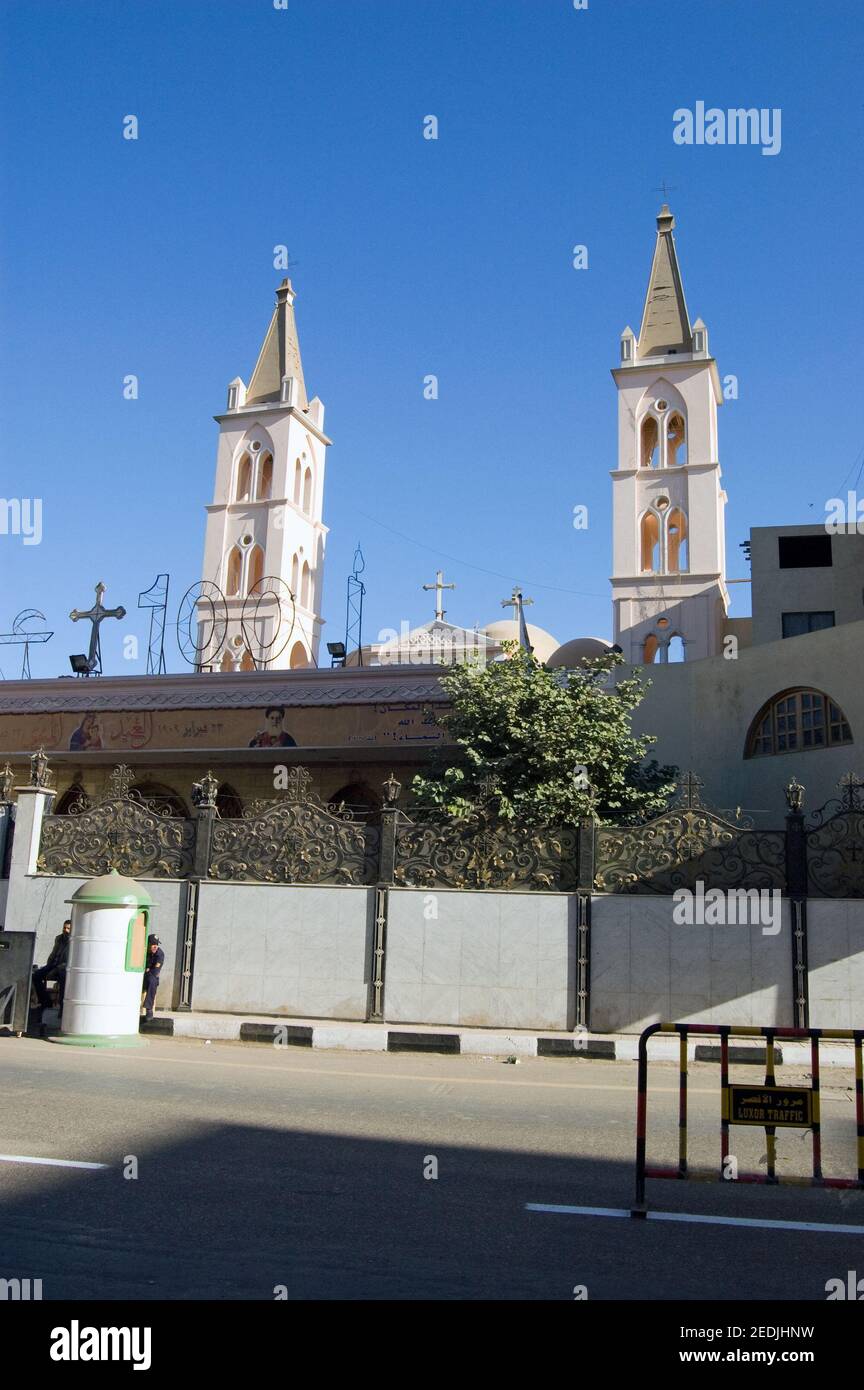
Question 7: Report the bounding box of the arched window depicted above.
[745,689,853,758]
[643,635,660,664]
[293,460,302,504]
[291,553,300,595]
[640,511,661,572]
[303,466,312,513]
[247,544,265,593]
[236,454,253,501]
[240,647,256,671]
[54,784,88,815]
[667,634,686,663]
[301,560,311,608]
[641,416,660,468]
[135,782,189,818]
[666,509,688,573]
[289,640,307,669]
[216,783,243,819]
[220,649,235,671]
[667,413,687,467]
[226,546,243,597]
[329,782,380,818]
[256,453,273,500]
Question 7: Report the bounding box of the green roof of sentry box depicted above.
[67,869,153,907]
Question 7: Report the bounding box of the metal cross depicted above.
[655,180,677,202]
[422,569,455,622]
[501,585,534,653]
[70,582,126,675]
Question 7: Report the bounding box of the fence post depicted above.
[784,777,809,1029]
[575,816,596,1030]
[178,773,219,1012]
[368,774,400,1021]
[0,764,14,882]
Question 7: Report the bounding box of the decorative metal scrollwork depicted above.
[394,808,579,891]
[806,776,864,898]
[37,765,195,879]
[208,765,379,885]
[594,772,786,894]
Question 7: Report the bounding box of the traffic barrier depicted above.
[633,1022,864,1215]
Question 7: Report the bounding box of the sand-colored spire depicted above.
[636,205,692,359]
[246,278,308,407]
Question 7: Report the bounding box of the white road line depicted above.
[526,1203,864,1235]
[0,1154,108,1170]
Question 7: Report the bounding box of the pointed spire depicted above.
[636,205,692,359]
[246,278,308,408]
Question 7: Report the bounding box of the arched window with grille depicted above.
[745,689,853,758]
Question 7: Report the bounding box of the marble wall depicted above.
[383,888,577,1029]
[589,893,794,1032]
[807,899,864,1029]
[193,882,374,1018]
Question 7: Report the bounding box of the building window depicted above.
[778,535,832,568]
[293,460,302,504]
[225,546,243,597]
[640,416,660,469]
[745,688,852,758]
[256,453,273,500]
[666,413,687,466]
[236,454,252,502]
[640,511,660,571]
[666,508,688,573]
[781,611,835,638]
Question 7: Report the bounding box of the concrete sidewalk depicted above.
[140,1011,861,1067]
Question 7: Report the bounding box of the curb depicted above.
[139,1015,861,1068]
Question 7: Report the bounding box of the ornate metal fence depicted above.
[805,774,864,898]
[593,772,787,895]
[37,765,196,879]
[207,766,380,886]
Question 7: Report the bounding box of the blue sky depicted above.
[1,0,861,677]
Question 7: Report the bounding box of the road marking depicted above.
[0,1154,108,1170]
[31,1042,726,1096]
[526,1203,864,1235]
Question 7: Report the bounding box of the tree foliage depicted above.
[411,645,677,826]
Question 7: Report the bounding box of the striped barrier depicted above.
[633,1022,864,1216]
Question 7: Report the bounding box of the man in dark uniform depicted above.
[32,919,71,1011]
[140,935,164,1021]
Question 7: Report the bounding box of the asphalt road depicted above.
[2,1034,863,1300]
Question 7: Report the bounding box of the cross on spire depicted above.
[422,569,455,622]
[70,582,126,675]
[654,179,677,202]
[501,585,534,653]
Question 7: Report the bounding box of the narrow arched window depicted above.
[220,649,235,671]
[293,460,302,504]
[240,648,256,671]
[745,689,853,758]
[666,509,688,573]
[289,640,307,669]
[236,454,252,501]
[667,414,687,467]
[641,416,659,468]
[643,635,659,664]
[256,453,273,500]
[247,544,265,593]
[226,546,243,597]
[667,635,686,663]
[301,560,311,608]
[640,512,661,572]
[291,553,299,595]
[303,466,312,512]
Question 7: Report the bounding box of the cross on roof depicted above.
[422,569,455,622]
[70,582,126,675]
[655,180,677,202]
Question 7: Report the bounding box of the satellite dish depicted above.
[176,581,228,669]
[241,577,296,670]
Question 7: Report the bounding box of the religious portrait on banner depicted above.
[248,706,297,748]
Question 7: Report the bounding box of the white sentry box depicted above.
[54,870,153,1048]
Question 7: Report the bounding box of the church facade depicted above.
[0,206,860,827]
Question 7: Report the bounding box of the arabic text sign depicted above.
[728,1084,813,1128]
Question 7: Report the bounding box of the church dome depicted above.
[480,620,561,664]
[547,636,613,670]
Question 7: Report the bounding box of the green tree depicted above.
[411,645,676,825]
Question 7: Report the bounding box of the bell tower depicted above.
[610,206,729,664]
[201,279,330,670]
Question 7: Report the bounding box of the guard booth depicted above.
[53,870,152,1048]
[0,932,36,1036]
